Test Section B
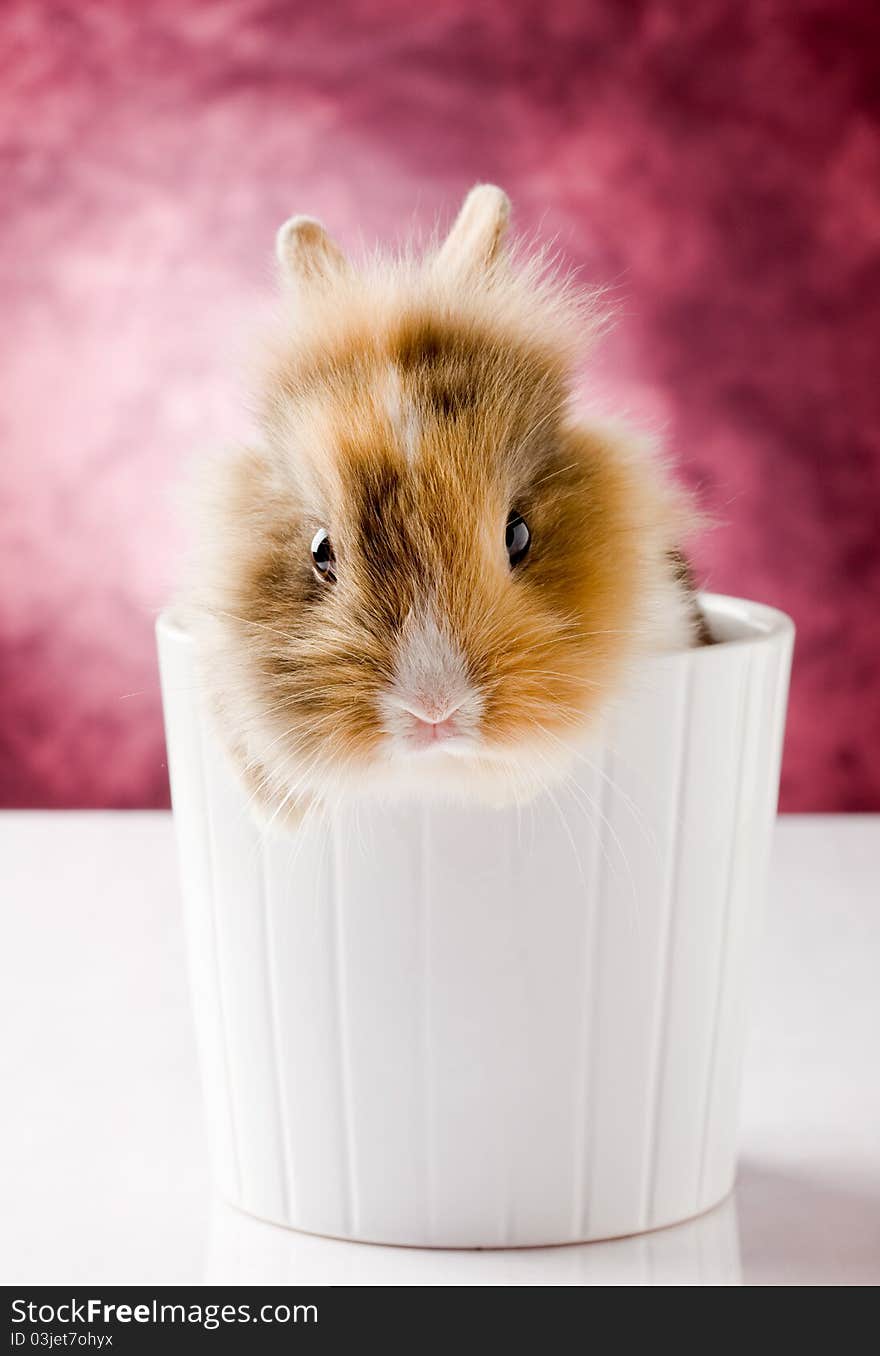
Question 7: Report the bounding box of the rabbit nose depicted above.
[402,697,464,726]
[400,698,465,748]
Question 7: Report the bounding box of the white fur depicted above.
[378,607,483,748]
[382,365,421,462]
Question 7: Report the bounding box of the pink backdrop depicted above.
[2,0,879,810]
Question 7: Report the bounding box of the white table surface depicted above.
[1,812,877,1287]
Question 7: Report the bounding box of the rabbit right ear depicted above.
[436,184,511,274]
[276,216,349,286]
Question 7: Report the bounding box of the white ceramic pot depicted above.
[157,593,793,1248]
[204,1194,742,1285]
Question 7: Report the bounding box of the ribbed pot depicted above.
[158,593,793,1247]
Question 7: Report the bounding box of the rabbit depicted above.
[184,185,708,828]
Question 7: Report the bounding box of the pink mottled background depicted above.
[2,0,879,810]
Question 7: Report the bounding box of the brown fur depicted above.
[185,186,703,823]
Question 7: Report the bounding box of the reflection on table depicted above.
[205,1193,741,1286]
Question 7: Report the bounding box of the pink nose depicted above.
[412,713,458,741]
[403,699,462,746]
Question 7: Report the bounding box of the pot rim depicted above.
[156,591,794,659]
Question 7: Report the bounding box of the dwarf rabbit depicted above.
[185,185,707,826]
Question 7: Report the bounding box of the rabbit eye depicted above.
[505,511,531,567]
[310,528,336,582]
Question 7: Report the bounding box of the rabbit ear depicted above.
[276,215,349,286]
[436,184,511,273]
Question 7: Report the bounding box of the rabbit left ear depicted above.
[435,184,511,273]
[276,215,349,286]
